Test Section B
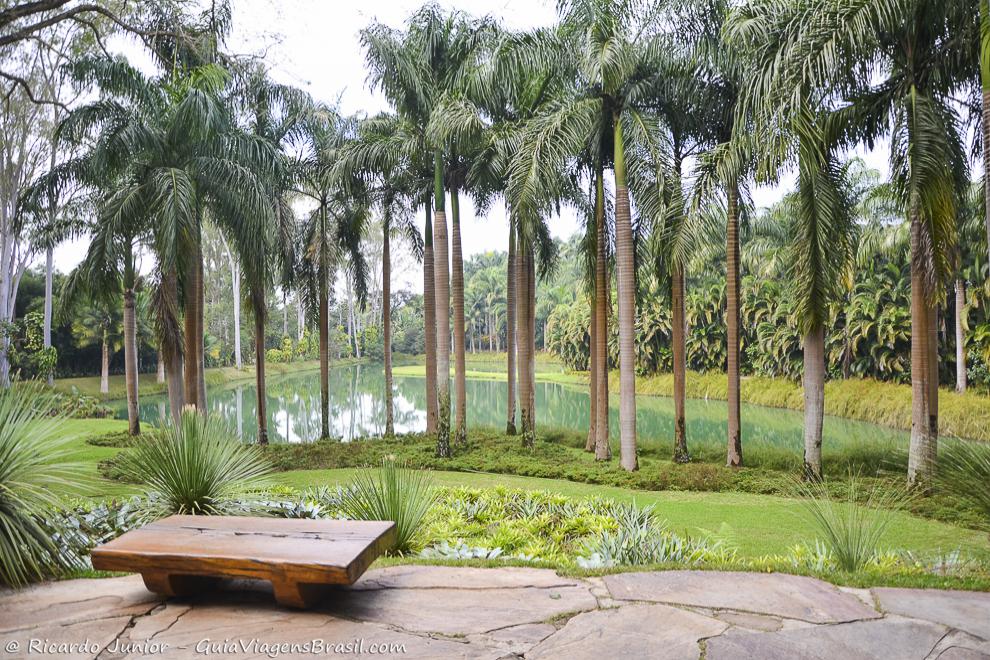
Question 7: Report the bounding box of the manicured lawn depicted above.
[65,419,990,560]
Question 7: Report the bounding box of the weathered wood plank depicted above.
[90,516,396,609]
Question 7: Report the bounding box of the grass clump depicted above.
[333,458,436,554]
[797,475,909,572]
[119,409,272,518]
[0,384,89,587]
[937,441,990,530]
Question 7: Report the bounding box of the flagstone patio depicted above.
[1,567,988,659]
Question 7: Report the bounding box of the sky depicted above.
[49,0,888,293]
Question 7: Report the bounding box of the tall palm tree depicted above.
[297,108,369,441]
[731,0,972,483]
[336,113,424,437]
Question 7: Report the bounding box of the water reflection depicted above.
[119,363,910,451]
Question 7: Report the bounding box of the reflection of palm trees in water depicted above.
[124,364,911,452]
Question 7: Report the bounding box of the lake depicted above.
[117,362,910,454]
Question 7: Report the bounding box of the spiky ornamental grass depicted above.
[936,440,990,530]
[0,384,88,587]
[120,409,272,518]
[337,458,437,554]
[797,475,910,572]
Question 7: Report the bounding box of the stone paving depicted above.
[1,567,989,659]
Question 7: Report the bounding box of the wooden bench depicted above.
[90,515,396,608]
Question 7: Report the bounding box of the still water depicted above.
[117,363,910,452]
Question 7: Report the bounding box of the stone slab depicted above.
[352,565,581,590]
[604,571,880,623]
[873,587,990,641]
[527,603,727,660]
[706,616,947,660]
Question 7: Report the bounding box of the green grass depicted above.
[71,419,989,560]
[393,363,990,442]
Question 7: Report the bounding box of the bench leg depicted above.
[271,579,327,609]
[142,572,217,597]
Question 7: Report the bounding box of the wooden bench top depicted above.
[91,515,396,608]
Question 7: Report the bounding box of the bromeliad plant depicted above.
[119,409,272,518]
[0,384,88,587]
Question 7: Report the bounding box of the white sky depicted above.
[48,0,890,293]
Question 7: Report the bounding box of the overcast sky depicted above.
[49,0,888,293]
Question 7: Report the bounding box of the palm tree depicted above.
[336,113,424,437]
[733,0,970,483]
[296,108,369,441]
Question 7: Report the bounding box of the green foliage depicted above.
[332,458,437,554]
[936,441,990,528]
[0,385,87,587]
[797,476,910,572]
[118,411,273,518]
[266,337,297,364]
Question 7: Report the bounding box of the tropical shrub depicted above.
[118,410,273,518]
[797,476,909,572]
[0,384,87,587]
[332,458,436,554]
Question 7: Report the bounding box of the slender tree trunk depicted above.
[672,264,689,462]
[527,239,537,438]
[725,181,743,467]
[955,279,967,393]
[183,247,201,409]
[100,328,109,395]
[908,203,933,484]
[982,54,990,276]
[252,283,269,445]
[161,269,184,424]
[157,353,165,384]
[586,290,597,453]
[424,198,439,434]
[383,216,394,437]
[613,117,637,471]
[594,164,611,461]
[451,186,467,446]
[319,268,330,440]
[43,246,53,385]
[506,220,517,435]
[123,247,140,436]
[928,298,939,469]
[802,325,825,480]
[232,259,242,370]
[196,249,206,410]
[434,154,452,457]
[518,239,534,447]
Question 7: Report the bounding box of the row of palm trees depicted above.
[26,0,986,488]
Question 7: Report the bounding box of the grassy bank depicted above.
[393,363,990,442]
[66,419,989,562]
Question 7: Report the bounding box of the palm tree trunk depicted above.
[726,181,743,467]
[506,220,517,435]
[927,298,939,469]
[982,60,990,277]
[672,264,689,462]
[196,248,206,410]
[433,154,452,457]
[518,238,533,447]
[424,198,439,435]
[123,246,140,436]
[183,247,201,409]
[802,325,825,480]
[955,279,967,393]
[527,243,538,444]
[319,268,330,440]
[586,290,597,453]
[232,258,242,370]
[594,163,611,461]
[613,116,637,472]
[383,215,394,438]
[252,283,269,445]
[100,327,109,395]
[160,268,184,423]
[43,246,53,386]
[451,185,467,447]
[908,202,933,484]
